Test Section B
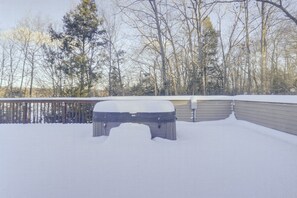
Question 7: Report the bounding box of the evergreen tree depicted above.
[47,0,106,97]
[201,17,221,94]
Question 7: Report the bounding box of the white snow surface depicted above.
[1,116,297,198]
[93,100,175,113]
[234,95,297,104]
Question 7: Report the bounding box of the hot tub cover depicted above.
[93,100,175,113]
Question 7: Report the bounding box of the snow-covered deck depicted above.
[1,115,297,198]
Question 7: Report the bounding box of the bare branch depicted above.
[255,0,297,25]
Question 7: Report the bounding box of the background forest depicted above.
[0,0,297,97]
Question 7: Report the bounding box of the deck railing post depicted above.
[63,102,67,124]
[23,102,28,124]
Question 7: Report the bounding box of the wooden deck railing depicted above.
[0,99,101,124]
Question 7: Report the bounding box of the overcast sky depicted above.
[0,0,81,30]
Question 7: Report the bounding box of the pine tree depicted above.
[201,17,220,94]
[47,0,106,97]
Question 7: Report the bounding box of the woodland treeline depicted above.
[0,0,297,97]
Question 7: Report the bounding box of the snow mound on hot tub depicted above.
[93,100,175,113]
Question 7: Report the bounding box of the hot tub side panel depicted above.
[93,112,176,140]
[93,121,176,140]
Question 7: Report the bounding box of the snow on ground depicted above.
[1,115,297,198]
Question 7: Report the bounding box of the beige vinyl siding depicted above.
[234,101,297,135]
[170,100,192,122]
[196,100,232,122]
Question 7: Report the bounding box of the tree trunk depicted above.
[192,0,204,95]
[19,40,29,95]
[244,0,252,94]
[29,54,35,97]
[115,50,124,96]
[149,0,168,96]
[260,2,268,94]
[108,40,113,96]
[0,49,5,89]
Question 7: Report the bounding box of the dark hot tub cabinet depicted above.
[93,100,176,140]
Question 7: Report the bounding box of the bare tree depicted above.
[14,17,49,97]
[243,0,252,93]
[217,4,244,94]
[102,12,125,96]
[257,1,276,93]
[148,0,168,95]
[118,0,170,95]
[5,38,20,97]
[0,44,6,91]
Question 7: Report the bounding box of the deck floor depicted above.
[0,117,297,198]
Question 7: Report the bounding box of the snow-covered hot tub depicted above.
[93,100,176,140]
